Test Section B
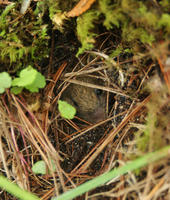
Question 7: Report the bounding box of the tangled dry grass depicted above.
[0,37,170,199]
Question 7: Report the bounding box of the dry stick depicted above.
[0,104,12,179]
[0,0,11,5]
[0,135,11,179]
[43,62,67,134]
[136,63,155,93]
[64,65,110,77]
[157,56,170,92]
[11,95,65,195]
[1,96,30,185]
[13,95,77,194]
[71,134,106,174]
[64,53,100,79]
[78,95,151,172]
[144,178,165,200]
[66,110,128,144]
[97,167,167,198]
[13,95,61,158]
[60,56,102,92]
[70,111,130,174]
[85,51,118,68]
[143,96,156,198]
[65,79,132,98]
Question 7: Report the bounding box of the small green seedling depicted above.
[0,72,12,94]
[32,160,46,175]
[32,160,56,175]
[58,100,76,119]
[12,65,46,94]
[0,175,40,200]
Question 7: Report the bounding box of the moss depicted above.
[1,0,169,70]
[160,0,170,12]
[122,26,155,45]
[76,10,99,56]
[99,0,126,28]
[158,13,170,34]
[75,0,170,55]
[0,1,50,71]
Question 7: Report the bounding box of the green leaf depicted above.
[11,86,23,94]
[32,160,56,175]
[25,71,46,92]
[0,72,12,94]
[0,175,40,200]
[58,100,76,120]
[12,66,46,93]
[12,66,37,87]
[32,160,46,175]
[54,146,170,200]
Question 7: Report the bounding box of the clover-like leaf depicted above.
[25,71,46,92]
[12,66,37,87]
[11,66,46,93]
[11,86,23,94]
[58,100,76,120]
[32,160,46,175]
[0,72,12,94]
[32,160,56,175]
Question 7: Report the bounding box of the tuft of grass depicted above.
[54,146,170,200]
[0,175,40,200]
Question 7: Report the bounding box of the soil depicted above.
[49,30,146,177]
